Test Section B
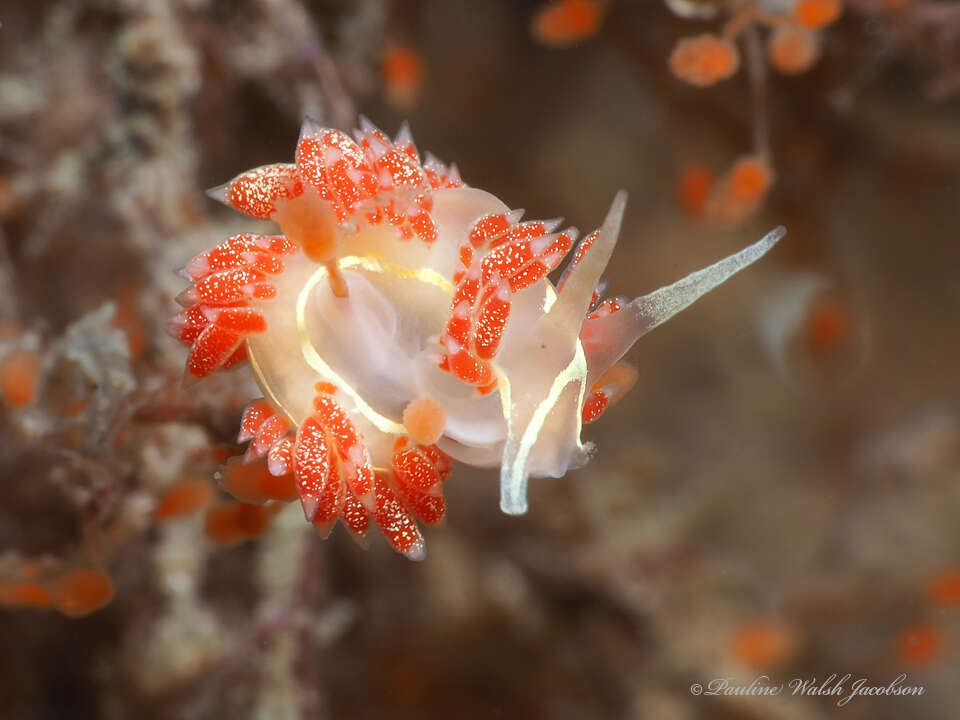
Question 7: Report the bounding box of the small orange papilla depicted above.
[403,397,447,446]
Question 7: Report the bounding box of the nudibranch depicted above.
[171,117,784,560]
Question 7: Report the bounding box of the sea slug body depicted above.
[172,117,784,559]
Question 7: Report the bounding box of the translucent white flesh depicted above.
[247,187,519,468]
[245,184,784,515]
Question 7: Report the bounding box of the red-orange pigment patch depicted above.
[794,0,843,29]
[897,624,945,666]
[53,568,115,617]
[154,477,215,521]
[581,390,609,424]
[531,0,604,48]
[927,569,960,608]
[805,296,851,353]
[730,621,798,668]
[382,46,424,109]
[669,33,740,87]
[204,502,273,546]
[678,164,715,217]
[768,25,821,75]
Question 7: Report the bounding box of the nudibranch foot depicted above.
[175,117,784,557]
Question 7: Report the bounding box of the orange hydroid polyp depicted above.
[927,569,960,608]
[154,477,215,521]
[204,502,273,545]
[53,568,115,617]
[805,297,851,353]
[730,621,798,668]
[0,348,40,408]
[708,155,774,224]
[897,624,945,666]
[382,46,423,109]
[794,0,843,29]
[403,397,447,445]
[677,164,715,217]
[219,456,297,504]
[531,0,603,48]
[669,33,740,87]
[729,157,773,203]
[0,581,53,608]
[768,25,821,75]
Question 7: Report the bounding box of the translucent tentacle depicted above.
[581,225,786,384]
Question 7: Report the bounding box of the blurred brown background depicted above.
[0,0,958,718]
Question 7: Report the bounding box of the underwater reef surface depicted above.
[0,1,959,718]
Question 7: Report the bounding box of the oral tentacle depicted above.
[580,225,786,384]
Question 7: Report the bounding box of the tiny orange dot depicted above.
[403,397,446,446]
[315,381,338,396]
[54,568,115,617]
